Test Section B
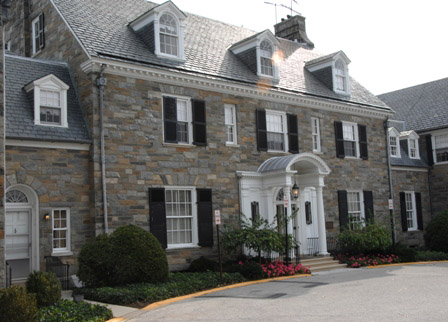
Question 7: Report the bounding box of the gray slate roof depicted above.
[378,78,448,132]
[52,0,389,111]
[5,54,91,143]
[390,145,428,168]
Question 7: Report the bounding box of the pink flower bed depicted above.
[335,253,400,268]
[260,260,311,277]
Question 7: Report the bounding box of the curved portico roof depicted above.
[257,153,331,175]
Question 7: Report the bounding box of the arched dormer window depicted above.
[260,40,273,77]
[334,60,346,92]
[388,127,401,158]
[159,13,178,57]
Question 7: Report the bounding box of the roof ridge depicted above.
[5,53,69,67]
[379,77,448,96]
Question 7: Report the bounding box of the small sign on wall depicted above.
[215,210,221,225]
[388,199,394,210]
[283,194,289,208]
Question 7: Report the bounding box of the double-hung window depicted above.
[334,60,346,92]
[40,90,62,125]
[52,209,70,254]
[159,13,178,57]
[404,192,417,231]
[434,133,448,163]
[266,111,286,151]
[342,122,358,157]
[347,191,364,229]
[260,40,273,77]
[389,134,400,157]
[311,117,321,152]
[224,104,237,145]
[408,138,419,159]
[165,188,196,247]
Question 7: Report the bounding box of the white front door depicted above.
[5,210,31,281]
[295,188,319,255]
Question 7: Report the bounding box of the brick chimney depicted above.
[274,15,314,48]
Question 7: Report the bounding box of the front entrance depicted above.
[5,186,40,282]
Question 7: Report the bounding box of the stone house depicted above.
[379,79,448,245]
[0,0,434,285]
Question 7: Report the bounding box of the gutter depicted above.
[384,118,396,244]
[96,65,108,234]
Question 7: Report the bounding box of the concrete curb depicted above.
[367,260,448,269]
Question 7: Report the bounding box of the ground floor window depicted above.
[347,191,364,229]
[165,189,194,246]
[52,208,70,252]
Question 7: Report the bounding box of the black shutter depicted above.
[415,192,423,230]
[192,100,207,146]
[149,188,167,249]
[399,192,408,232]
[426,135,434,166]
[163,96,178,143]
[334,121,345,158]
[287,113,299,153]
[256,109,267,151]
[197,189,213,247]
[338,190,348,231]
[39,13,45,50]
[358,124,368,160]
[363,191,374,224]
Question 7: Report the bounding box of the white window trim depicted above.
[332,59,351,96]
[51,208,71,255]
[31,16,41,56]
[347,190,365,228]
[408,138,420,159]
[311,117,321,153]
[256,38,279,80]
[164,186,198,249]
[155,11,185,62]
[342,121,359,158]
[404,191,418,231]
[389,134,401,158]
[162,94,193,145]
[24,74,69,128]
[224,104,237,145]
[431,129,448,165]
[266,109,288,153]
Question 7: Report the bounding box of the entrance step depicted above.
[299,256,347,273]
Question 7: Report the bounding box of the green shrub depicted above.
[78,225,169,287]
[77,234,115,288]
[188,256,218,272]
[109,225,169,285]
[0,286,38,322]
[26,271,61,307]
[76,272,245,306]
[390,243,418,262]
[416,250,448,261]
[225,261,265,280]
[337,222,392,255]
[38,299,112,322]
[425,211,448,253]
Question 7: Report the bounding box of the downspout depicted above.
[96,65,108,234]
[384,118,396,245]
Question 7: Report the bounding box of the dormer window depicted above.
[334,60,346,92]
[399,130,420,160]
[409,138,419,159]
[159,13,178,56]
[24,74,69,128]
[129,2,186,62]
[260,40,273,77]
[388,127,401,158]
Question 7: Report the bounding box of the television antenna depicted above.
[265,0,301,24]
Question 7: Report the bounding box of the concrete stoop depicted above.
[300,256,347,273]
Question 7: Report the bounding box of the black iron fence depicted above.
[45,256,71,290]
[263,245,301,265]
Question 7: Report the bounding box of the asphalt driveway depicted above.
[129,263,448,322]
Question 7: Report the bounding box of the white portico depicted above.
[237,153,331,256]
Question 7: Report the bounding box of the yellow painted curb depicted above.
[141,274,312,311]
[107,318,125,322]
[367,260,448,269]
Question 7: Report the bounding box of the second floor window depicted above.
[434,133,448,163]
[342,122,358,157]
[224,104,237,145]
[266,112,285,151]
[32,13,45,55]
[159,13,178,56]
[311,117,321,152]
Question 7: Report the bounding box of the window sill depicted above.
[267,150,289,154]
[166,245,200,251]
[226,142,240,147]
[434,161,448,166]
[313,150,323,154]
[344,156,361,160]
[163,142,195,148]
[51,251,73,257]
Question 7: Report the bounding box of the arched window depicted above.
[159,13,178,56]
[6,190,28,203]
[334,59,346,92]
[260,40,273,76]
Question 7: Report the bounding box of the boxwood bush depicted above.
[75,272,245,306]
[338,222,392,255]
[78,225,168,287]
[425,210,448,253]
[38,299,112,322]
[26,271,61,307]
[0,286,38,322]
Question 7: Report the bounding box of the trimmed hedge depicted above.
[425,211,448,253]
[26,271,61,307]
[78,225,168,287]
[337,222,392,255]
[75,272,245,306]
[0,286,38,322]
[38,299,112,322]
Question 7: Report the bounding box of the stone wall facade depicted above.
[0,3,6,287]
[5,146,91,271]
[429,164,448,216]
[391,169,430,246]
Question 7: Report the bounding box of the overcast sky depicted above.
[173,0,448,95]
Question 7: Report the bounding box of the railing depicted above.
[307,237,320,256]
[5,261,12,288]
[264,246,301,265]
[326,237,340,254]
[45,256,71,290]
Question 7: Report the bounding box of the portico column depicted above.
[316,186,329,255]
